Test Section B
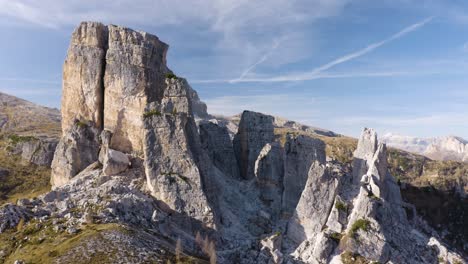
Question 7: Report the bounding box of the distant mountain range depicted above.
[381,133,468,162]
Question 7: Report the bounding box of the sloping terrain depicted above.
[0,92,61,137]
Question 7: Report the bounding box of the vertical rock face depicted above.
[352,128,378,184]
[61,22,108,134]
[104,25,169,153]
[200,121,240,179]
[233,111,275,180]
[254,142,284,219]
[22,138,58,167]
[51,121,100,187]
[143,78,213,224]
[282,135,326,215]
[287,161,339,244]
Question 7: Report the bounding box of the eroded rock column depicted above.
[61,22,108,133]
[104,25,169,154]
[233,111,275,180]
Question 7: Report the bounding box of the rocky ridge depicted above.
[0,22,465,264]
[382,133,468,162]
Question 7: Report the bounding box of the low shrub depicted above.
[349,218,371,238]
[143,110,161,118]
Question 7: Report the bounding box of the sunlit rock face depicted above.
[103,25,169,154]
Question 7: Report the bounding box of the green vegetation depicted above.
[341,251,370,264]
[335,200,347,212]
[349,219,371,238]
[329,232,343,242]
[166,72,178,80]
[0,221,132,263]
[143,109,162,118]
[7,134,37,145]
[75,120,88,128]
[0,139,51,203]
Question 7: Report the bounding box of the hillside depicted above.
[0,92,61,137]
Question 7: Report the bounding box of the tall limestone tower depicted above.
[51,22,213,224]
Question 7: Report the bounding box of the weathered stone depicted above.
[104,24,169,153]
[143,79,212,224]
[233,111,275,180]
[50,121,100,188]
[254,142,284,220]
[61,22,108,134]
[199,121,240,179]
[260,233,283,264]
[101,149,130,176]
[282,135,326,216]
[287,161,338,244]
[20,138,58,166]
[0,204,31,233]
[352,128,378,185]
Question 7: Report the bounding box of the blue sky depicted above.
[1,0,468,138]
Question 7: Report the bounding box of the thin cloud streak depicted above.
[194,16,434,84]
[232,38,283,82]
[294,16,434,78]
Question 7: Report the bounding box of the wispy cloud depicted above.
[233,38,283,82]
[195,16,434,83]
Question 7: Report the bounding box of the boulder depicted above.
[0,204,31,233]
[233,111,275,180]
[50,120,100,188]
[101,149,130,176]
[199,121,240,179]
[282,135,326,216]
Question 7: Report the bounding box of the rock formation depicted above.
[61,22,107,134]
[200,121,240,179]
[51,120,100,187]
[143,78,213,224]
[104,24,169,153]
[233,111,275,180]
[282,135,326,216]
[6,22,463,264]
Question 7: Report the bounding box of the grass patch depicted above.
[143,109,162,118]
[0,222,125,263]
[75,120,88,128]
[7,134,37,145]
[349,219,371,238]
[328,232,343,243]
[0,138,51,204]
[335,200,347,212]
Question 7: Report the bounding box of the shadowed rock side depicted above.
[17,22,462,264]
[143,78,213,225]
[233,111,275,180]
